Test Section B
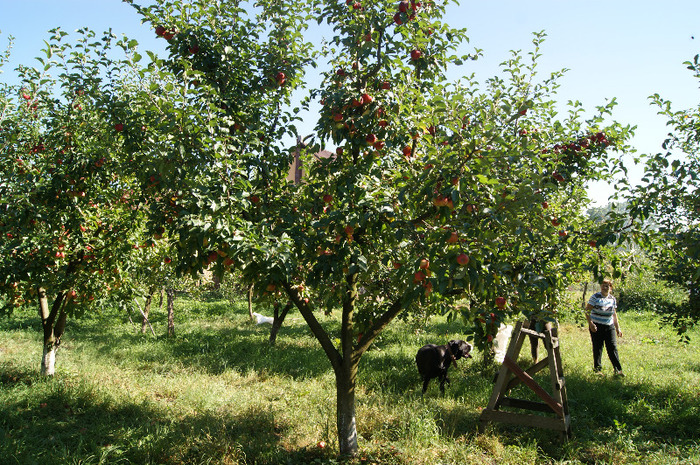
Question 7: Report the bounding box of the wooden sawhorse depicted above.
[479,319,571,440]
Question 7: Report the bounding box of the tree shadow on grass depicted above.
[0,366,325,465]
[62,308,335,382]
[470,369,700,460]
[354,346,700,462]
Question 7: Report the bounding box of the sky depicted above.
[1,0,699,206]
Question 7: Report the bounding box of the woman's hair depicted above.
[601,278,614,289]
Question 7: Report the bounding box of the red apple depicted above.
[558,230,568,237]
[344,225,355,236]
[164,257,172,264]
[419,258,429,269]
[361,93,373,105]
[589,240,597,248]
[318,441,326,449]
[399,0,409,12]
[410,50,422,61]
[250,195,260,204]
[402,145,412,157]
[447,231,459,244]
[551,217,560,226]
[332,113,343,122]
[114,123,124,132]
[393,261,402,269]
[276,72,286,85]
[381,81,391,90]
[542,201,549,209]
[323,194,333,204]
[155,25,166,37]
[456,253,470,266]
[495,296,506,309]
[365,133,377,144]
[393,12,403,25]
[413,271,426,283]
[373,141,385,150]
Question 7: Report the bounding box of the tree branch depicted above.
[282,281,342,372]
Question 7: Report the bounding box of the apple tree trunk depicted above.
[283,270,406,457]
[269,302,292,345]
[247,284,254,322]
[166,288,175,337]
[141,287,155,334]
[335,355,359,455]
[38,287,67,376]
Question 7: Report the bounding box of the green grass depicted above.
[1,297,699,464]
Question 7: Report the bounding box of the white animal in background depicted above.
[253,312,274,325]
[493,324,513,363]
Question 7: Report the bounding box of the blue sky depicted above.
[2,0,699,206]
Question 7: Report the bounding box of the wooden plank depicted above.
[480,409,570,432]
[520,327,545,339]
[506,321,528,360]
[503,355,563,417]
[556,376,566,390]
[486,321,524,410]
[505,358,550,391]
[498,397,555,414]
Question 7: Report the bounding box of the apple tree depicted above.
[123,0,631,456]
[623,53,700,340]
[0,28,161,375]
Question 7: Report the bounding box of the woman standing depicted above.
[585,279,624,376]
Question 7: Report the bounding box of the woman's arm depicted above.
[585,303,597,332]
[613,310,623,337]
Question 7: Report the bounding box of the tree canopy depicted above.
[0,0,639,456]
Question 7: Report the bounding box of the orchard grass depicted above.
[1,295,698,464]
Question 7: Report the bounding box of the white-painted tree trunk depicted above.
[41,343,57,376]
[336,370,358,456]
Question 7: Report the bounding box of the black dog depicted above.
[415,340,472,394]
